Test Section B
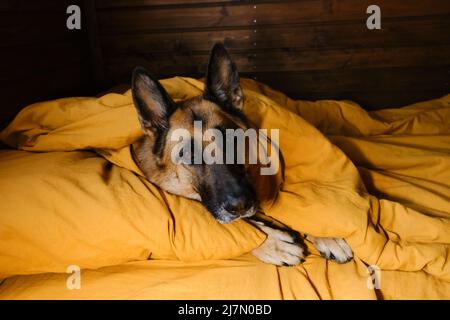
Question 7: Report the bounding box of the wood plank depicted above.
[0,1,94,128]
[0,40,89,83]
[102,46,450,78]
[97,0,450,35]
[100,17,450,54]
[0,62,92,127]
[100,67,449,110]
[244,67,449,93]
[279,90,449,110]
[84,0,106,87]
[97,0,240,8]
[0,11,86,47]
[0,0,83,12]
[103,65,450,99]
[287,89,448,110]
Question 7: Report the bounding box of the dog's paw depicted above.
[309,236,353,264]
[251,224,307,266]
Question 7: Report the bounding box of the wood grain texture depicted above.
[96,0,450,109]
[97,1,450,34]
[103,46,450,77]
[242,66,450,108]
[0,0,94,128]
[97,0,240,8]
[85,0,106,86]
[1,62,91,127]
[2,0,450,125]
[100,17,450,53]
[0,0,84,12]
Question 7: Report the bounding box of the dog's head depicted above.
[131,43,259,223]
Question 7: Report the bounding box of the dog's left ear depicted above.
[204,43,244,111]
[132,66,175,134]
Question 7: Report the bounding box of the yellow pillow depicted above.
[0,149,264,278]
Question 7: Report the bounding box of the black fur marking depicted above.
[152,127,169,158]
[204,43,244,115]
[132,66,177,132]
[190,108,203,122]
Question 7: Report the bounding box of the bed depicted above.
[0,77,449,299]
[1,0,449,300]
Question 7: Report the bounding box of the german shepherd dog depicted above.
[131,43,353,266]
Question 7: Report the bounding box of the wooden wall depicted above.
[0,0,93,127]
[95,0,450,109]
[1,0,449,129]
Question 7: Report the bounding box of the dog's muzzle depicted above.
[215,205,258,224]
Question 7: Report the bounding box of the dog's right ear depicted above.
[132,66,175,134]
[204,43,243,112]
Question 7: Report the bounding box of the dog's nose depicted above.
[224,195,253,215]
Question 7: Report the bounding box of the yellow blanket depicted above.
[0,77,449,299]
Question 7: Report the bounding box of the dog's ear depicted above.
[132,66,175,134]
[204,43,243,111]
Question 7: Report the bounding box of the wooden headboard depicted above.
[1,0,449,127]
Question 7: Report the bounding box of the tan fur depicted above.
[132,88,353,267]
[131,44,353,266]
[133,96,248,202]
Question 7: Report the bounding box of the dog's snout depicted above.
[224,189,257,217]
[200,165,258,223]
[224,195,248,214]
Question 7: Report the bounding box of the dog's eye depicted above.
[179,140,196,165]
[174,139,203,166]
[181,146,192,164]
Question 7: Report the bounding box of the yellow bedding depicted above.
[0,77,449,299]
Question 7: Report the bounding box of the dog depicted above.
[130,43,353,266]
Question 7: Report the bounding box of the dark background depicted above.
[1,0,449,128]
